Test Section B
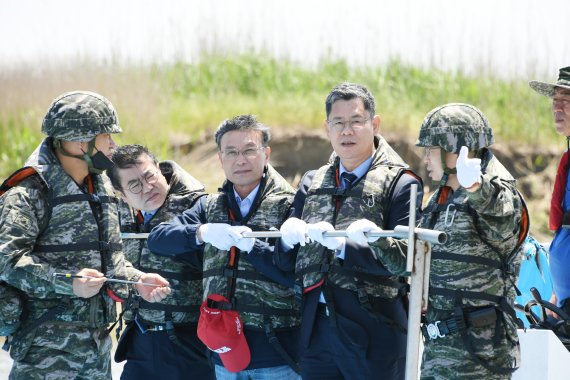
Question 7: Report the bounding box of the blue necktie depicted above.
[143,212,153,224]
[341,172,357,189]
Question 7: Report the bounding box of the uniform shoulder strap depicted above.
[0,167,41,196]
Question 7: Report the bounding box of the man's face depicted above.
[552,87,570,137]
[423,146,444,182]
[325,98,379,171]
[422,146,458,182]
[117,153,168,212]
[92,133,117,159]
[218,130,270,196]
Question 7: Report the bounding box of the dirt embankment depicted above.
[175,128,559,242]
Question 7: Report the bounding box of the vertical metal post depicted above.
[405,240,429,380]
[405,184,418,274]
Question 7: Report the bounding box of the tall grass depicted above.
[0,54,558,181]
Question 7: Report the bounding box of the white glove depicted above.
[232,226,255,253]
[306,221,344,251]
[199,223,241,250]
[346,219,382,245]
[456,146,482,189]
[280,217,309,247]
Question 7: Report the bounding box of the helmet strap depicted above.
[53,138,108,174]
[437,149,456,187]
[53,138,89,162]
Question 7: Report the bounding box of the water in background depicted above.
[1,0,569,78]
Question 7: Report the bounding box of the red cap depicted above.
[197,294,251,373]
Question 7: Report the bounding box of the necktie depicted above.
[341,172,358,189]
[143,212,153,224]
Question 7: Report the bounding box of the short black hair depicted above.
[214,114,270,149]
[108,144,158,192]
[325,82,376,119]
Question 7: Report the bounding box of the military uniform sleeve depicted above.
[1,184,75,296]
[463,174,523,248]
[356,173,423,275]
[147,196,207,265]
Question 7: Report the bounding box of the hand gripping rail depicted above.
[121,226,445,245]
[121,185,443,380]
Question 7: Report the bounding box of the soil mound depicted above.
[177,129,559,241]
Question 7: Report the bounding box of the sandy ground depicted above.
[0,344,125,380]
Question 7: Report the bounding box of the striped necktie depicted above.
[341,172,358,189]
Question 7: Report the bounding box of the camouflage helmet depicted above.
[41,91,122,142]
[416,103,494,153]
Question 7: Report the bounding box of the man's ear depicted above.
[118,190,128,203]
[372,115,381,135]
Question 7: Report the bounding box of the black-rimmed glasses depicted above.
[127,170,159,194]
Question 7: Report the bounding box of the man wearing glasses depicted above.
[147,115,301,379]
[107,144,213,380]
[277,82,423,379]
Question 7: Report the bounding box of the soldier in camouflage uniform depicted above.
[277,82,423,380]
[415,103,527,379]
[148,115,301,379]
[107,144,213,379]
[0,91,170,380]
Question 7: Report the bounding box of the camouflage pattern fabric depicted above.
[0,283,23,335]
[416,103,494,154]
[297,136,411,298]
[9,325,112,380]
[41,91,122,142]
[419,150,523,379]
[0,138,142,378]
[529,66,570,97]
[119,160,206,325]
[202,165,300,329]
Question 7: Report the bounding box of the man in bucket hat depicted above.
[530,66,570,333]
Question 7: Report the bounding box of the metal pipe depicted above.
[121,226,446,244]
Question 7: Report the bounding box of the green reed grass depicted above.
[0,54,559,182]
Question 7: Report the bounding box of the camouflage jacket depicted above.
[203,165,300,329]
[421,149,524,323]
[119,160,206,324]
[296,136,412,299]
[0,138,142,330]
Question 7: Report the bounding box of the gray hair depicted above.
[214,114,271,149]
[325,82,376,118]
